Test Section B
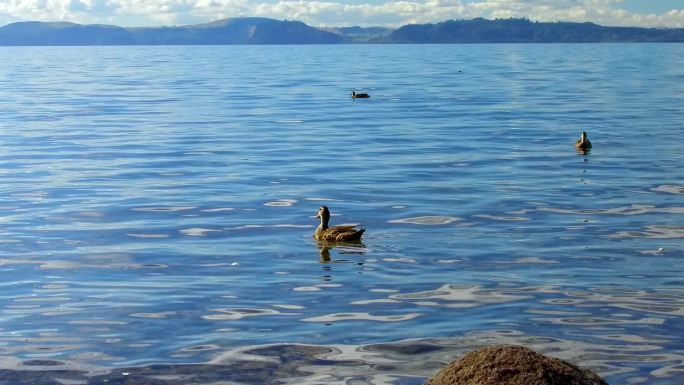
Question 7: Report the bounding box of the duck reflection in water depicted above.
[317,240,367,263]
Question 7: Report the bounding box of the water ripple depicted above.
[388,216,462,225]
[389,284,530,308]
[651,185,684,194]
[303,312,421,323]
[203,308,285,321]
[610,225,684,239]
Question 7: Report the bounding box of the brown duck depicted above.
[314,206,365,242]
[575,131,592,151]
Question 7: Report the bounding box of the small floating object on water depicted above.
[575,130,593,151]
[352,91,370,99]
[314,206,365,242]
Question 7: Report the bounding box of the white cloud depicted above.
[0,0,683,28]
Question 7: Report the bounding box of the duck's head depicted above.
[581,131,588,140]
[316,206,330,221]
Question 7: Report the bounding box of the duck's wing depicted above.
[332,227,365,241]
[330,225,359,232]
[322,225,365,242]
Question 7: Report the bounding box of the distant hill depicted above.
[0,17,345,45]
[0,21,135,45]
[128,17,345,45]
[1,17,684,45]
[377,18,684,43]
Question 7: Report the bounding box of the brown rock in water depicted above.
[424,345,608,385]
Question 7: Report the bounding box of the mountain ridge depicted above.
[1,17,683,45]
[377,18,684,43]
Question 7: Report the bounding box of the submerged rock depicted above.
[424,345,608,385]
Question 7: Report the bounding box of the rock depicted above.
[424,345,608,385]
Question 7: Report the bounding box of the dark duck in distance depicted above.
[314,206,365,242]
[352,91,370,99]
[575,131,593,152]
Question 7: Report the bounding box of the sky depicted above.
[0,0,683,28]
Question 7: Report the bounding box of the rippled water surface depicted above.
[1,44,683,384]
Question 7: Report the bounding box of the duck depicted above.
[314,206,365,242]
[575,131,592,151]
[352,91,370,99]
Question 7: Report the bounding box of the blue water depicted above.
[1,44,683,384]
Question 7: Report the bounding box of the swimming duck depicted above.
[314,206,365,242]
[352,91,370,99]
[575,131,592,151]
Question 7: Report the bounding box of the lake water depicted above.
[1,43,683,385]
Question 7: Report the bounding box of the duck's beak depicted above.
[315,212,320,218]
